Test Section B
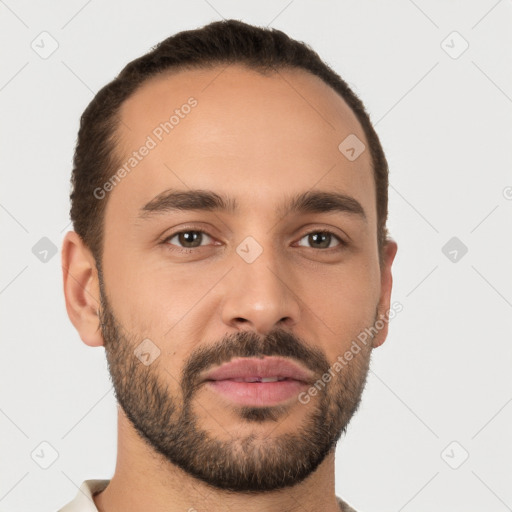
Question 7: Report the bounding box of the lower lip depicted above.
[206,379,309,407]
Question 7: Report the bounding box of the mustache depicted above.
[97,287,332,397]
[181,328,330,394]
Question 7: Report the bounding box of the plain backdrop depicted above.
[1,1,511,511]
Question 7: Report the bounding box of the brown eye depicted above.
[297,231,345,249]
[165,230,213,249]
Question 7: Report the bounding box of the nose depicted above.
[220,243,301,335]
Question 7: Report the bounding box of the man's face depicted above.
[97,65,393,491]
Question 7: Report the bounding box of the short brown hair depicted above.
[70,19,390,268]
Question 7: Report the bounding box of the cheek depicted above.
[299,262,379,355]
[104,250,223,345]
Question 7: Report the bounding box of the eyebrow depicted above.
[139,188,367,223]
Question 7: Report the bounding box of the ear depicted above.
[61,231,104,347]
[371,239,398,349]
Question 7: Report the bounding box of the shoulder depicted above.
[57,479,110,512]
[336,495,359,512]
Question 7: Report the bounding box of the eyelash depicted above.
[161,228,347,253]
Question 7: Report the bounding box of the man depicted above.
[59,18,398,512]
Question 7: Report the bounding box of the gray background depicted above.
[1,1,511,511]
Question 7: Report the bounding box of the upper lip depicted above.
[202,356,315,384]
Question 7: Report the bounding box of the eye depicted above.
[163,230,215,250]
[161,228,347,253]
[296,230,346,250]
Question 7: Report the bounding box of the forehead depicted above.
[107,65,375,226]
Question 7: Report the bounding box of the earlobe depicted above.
[61,231,104,347]
[372,239,398,349]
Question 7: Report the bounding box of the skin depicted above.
[62,64,398,512]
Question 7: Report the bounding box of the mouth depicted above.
[215,376,291,383]
[202,356,315,385]
[201,357,314,407]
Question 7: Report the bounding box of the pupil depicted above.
[310,232,329,248]
[179,231,201,248]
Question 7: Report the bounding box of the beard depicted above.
[98,275,375,493]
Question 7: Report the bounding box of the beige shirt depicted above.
[57,479,359,511]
